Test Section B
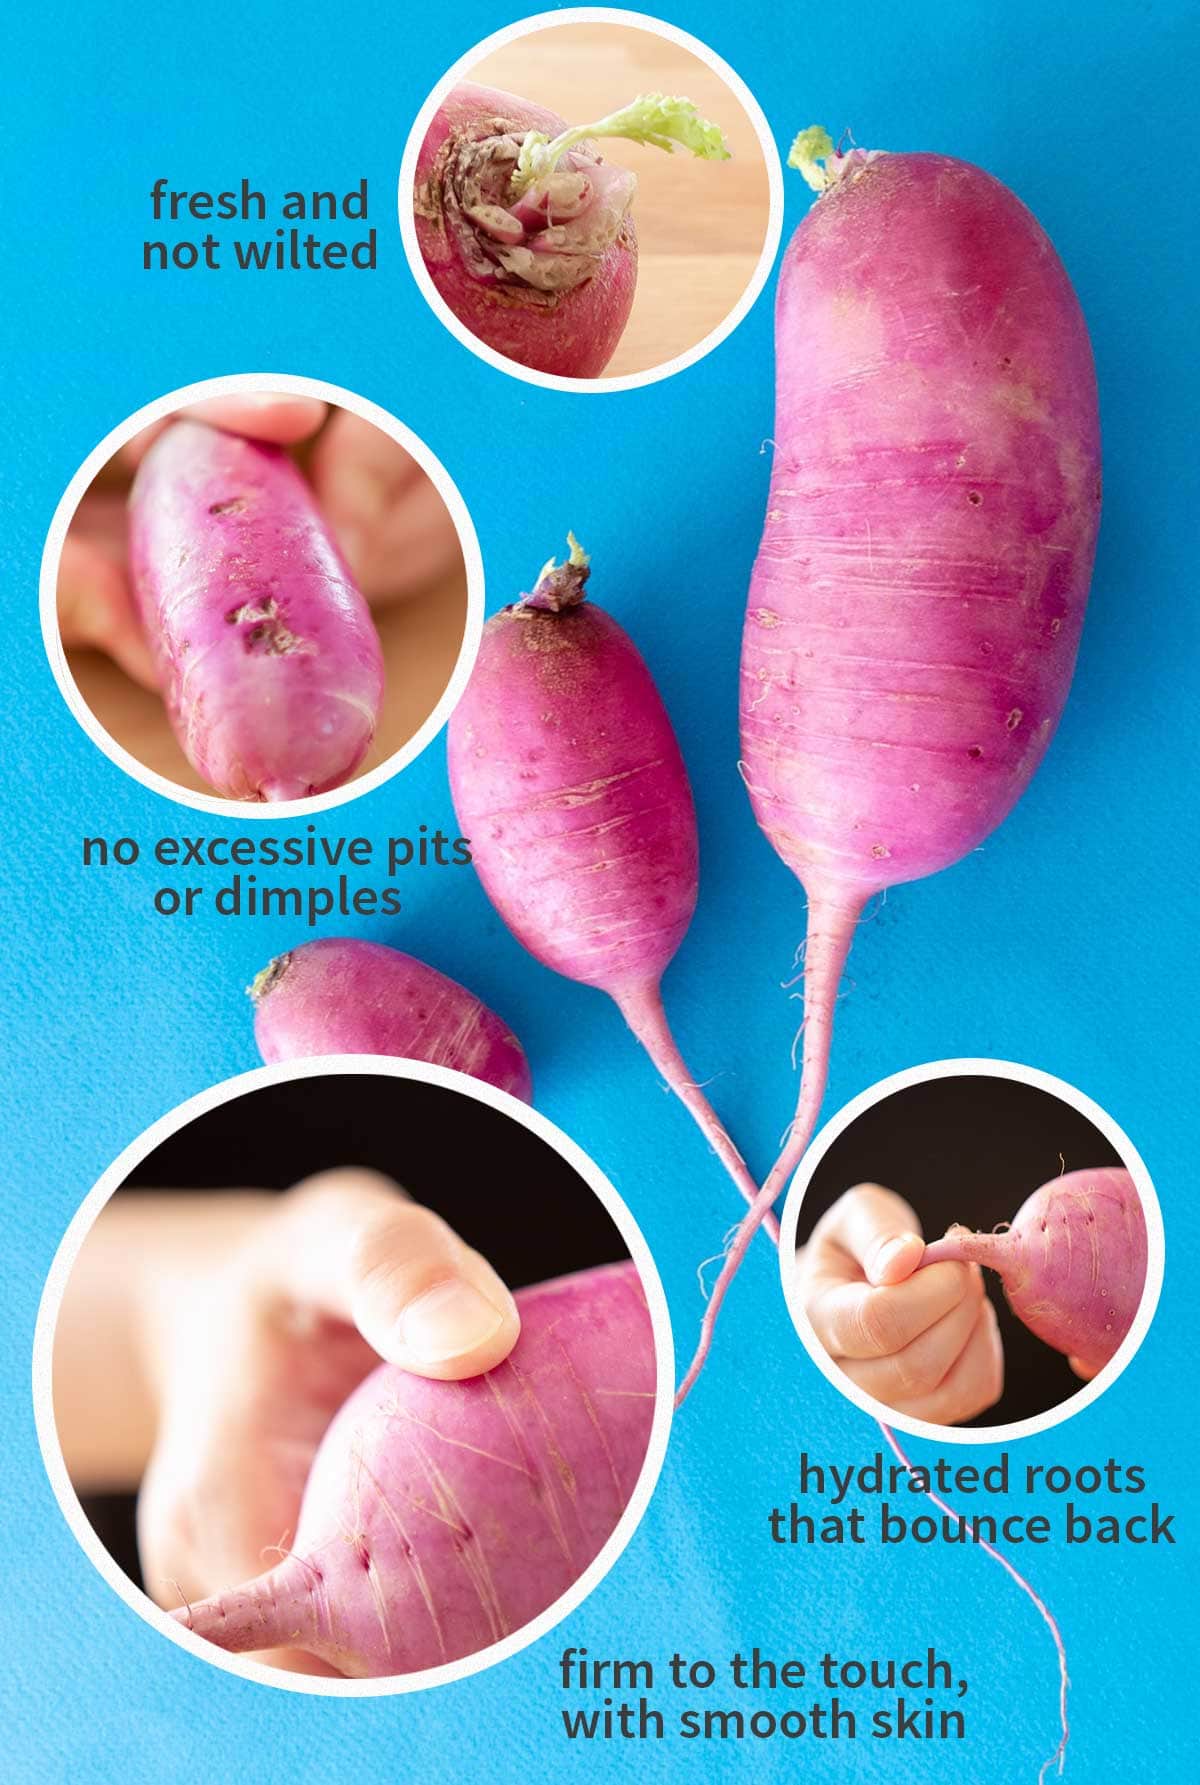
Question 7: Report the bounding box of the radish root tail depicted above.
[879,1422,1069,1781]
[617,982,778,1244]
[675,895,861,1406]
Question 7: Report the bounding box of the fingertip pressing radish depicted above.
[250,937,533,1102]
[415,85,729,377]
[922,1167,1145,1375]
[128,419,384,801]
[678,126,1101,1403]
[171,1262,656,1676]
[447,535,774,1239]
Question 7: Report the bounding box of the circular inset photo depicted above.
[780,1062,1162,1442]
[402,12,779,386]
[43,375,482,814]
[35,1063,671,1692]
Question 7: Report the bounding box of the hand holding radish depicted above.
[66,1171,520,1674]
[58,398,462,798]
[61,397,460,658]
[172,1260,655,1675]
[797,1183,1003,1424]
[57,394,331,689]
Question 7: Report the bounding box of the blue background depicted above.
[2,1,1195,1778]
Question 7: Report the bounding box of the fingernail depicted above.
[400,1280,506,1362]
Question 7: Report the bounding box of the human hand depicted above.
[797,1183,1003,1425]
[137,1169,519,1672]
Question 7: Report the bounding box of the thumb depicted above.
[822,1183,926,1286]
[863,1230,926,1287]
[257,1169,520,1380]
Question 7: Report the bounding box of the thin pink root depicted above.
[675,896,861,1408]
[879,1423,1069,1781]
[617,982,779,1245]
[675,1171,785,1405]
[667,881,1069,1777]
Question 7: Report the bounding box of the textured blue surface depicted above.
[2,2,1196,1779]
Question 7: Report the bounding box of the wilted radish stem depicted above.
[879,1423,1070,1783]
[675,895,861,1405]
[455,97,731,304]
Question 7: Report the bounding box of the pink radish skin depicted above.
[415,84,636,378]
[678,136,1101,1401]
[447,539,774,1238]
[128,420,384,802]
[172,1263,655,1676]
[250,938,533,1102]
[922,1168,1146,1375]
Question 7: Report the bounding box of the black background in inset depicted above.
[793,1073,1127,1426]
[122,1074,627,1285]
[84,1073,631,1583]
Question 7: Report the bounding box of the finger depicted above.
[119,397,329,473]
[177,393,329,444]
[846,1266,986,1403]
[842,1297,1004,1425]
[347,469,463,604]
[808,1259,974,1361]
[117,421,169,471]
[811,1183,926,1285]
[912,1297,1004,1425]
[309,410,461,602]
[139,1276,374,1615]
[57,533,159,689]
[249,1169,520,1380]
[138,1435,346,1680]
[1068,1354,1099,1381]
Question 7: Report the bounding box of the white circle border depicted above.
[39,372,486,818]
[397,7,785,394]
[777,1057,1165,1446]
[31,1054,675,1695]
